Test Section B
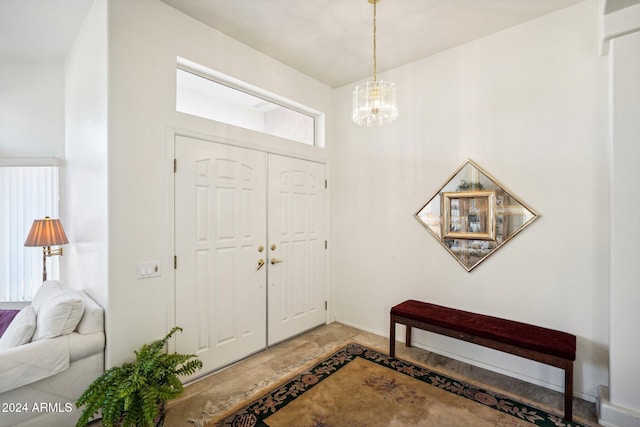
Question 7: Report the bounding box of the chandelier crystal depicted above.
[352,0,398,126]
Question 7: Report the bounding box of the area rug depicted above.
[210,343,586,427]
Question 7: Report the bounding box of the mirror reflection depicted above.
[415,160,538,271]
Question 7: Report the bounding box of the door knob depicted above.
[257,259,265,270]
[270,258,283,265]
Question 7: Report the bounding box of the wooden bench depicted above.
[390,299,576,421]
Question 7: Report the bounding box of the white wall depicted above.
[0,60,65,158]
[104,0,333,366]
[331,0,608,400]
[64,0,109,308]
[603,18,640,426]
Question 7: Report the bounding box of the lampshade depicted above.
[352,0,398,126]
[24,217,69,247]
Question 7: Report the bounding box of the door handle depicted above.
[270,258,283,265]
[257,259,265,270]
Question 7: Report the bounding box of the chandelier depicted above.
[352,0,398,126]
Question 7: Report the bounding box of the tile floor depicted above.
[162,322,601,427]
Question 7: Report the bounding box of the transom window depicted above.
[176,59,322,147]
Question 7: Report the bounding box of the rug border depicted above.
[395,348,599,427]
[209,342,590,427]
[203,341,356,426]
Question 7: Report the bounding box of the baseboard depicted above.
[597,386,640,427]
[336,319,385,338]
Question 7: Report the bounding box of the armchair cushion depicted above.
[0,306,36,350]
[76,290,104,335]
[31,280,84,341]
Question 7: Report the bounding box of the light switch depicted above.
[137,261,161,279]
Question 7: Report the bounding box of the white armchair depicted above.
[0,281,105,427]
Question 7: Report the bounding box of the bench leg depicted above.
[565,363,573,421]
[406,325,412,348]
[389,315,396,357]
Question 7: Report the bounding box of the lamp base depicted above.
[41,246,64,283]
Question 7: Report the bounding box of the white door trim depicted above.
[165,125,330,353]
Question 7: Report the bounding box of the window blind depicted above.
[0,163,60,301]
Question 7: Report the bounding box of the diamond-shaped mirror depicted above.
[415,160,539,272]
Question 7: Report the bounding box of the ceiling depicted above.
[0,0,94,61]
[4,0,633,88]
[605,0,640,13]
[159,0,586,87]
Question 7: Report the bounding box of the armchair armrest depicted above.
[0,336,69,393]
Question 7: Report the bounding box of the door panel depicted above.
[174,135,326,375]
[267,155,326,345]
[175,136,267,378]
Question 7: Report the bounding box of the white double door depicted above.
[174,136,326,377]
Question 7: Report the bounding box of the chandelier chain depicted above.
[372,0,377,82]
[352,0,397,126]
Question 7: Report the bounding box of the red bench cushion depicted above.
[391,300,576,361]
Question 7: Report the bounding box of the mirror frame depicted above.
[442,190,497,241]
[414,159,539,272]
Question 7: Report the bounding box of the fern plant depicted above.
[76,326,202,427]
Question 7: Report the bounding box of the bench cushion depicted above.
[391,300,576,361]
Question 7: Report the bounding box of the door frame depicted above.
[165,125,329,354]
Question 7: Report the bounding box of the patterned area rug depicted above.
[210,343,586,427]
